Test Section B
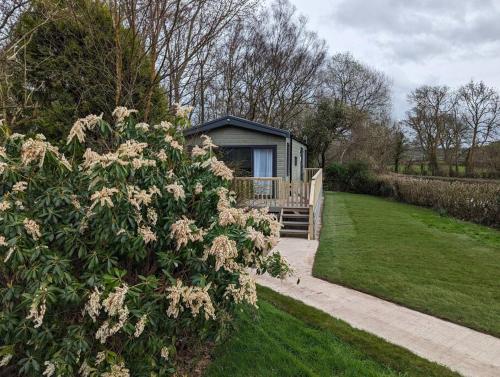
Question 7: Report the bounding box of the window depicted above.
[219,147,252,176]
[294,156,297,166]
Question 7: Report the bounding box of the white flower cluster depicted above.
[90,284,130,344]
[112,106,138,124]
[90,187,119,209]
[42,361,56,376]
[172,103,193,118]
[134,314,147,337]
[26,286,48,328]
[191,145,206,158]
[201,135,217,151]
[202,157,233,181]
[164,134,183,151]
[166,280,215,320]
[138,225,157,244]
[67,113,103,144]
[12,181,28,192]
[23,218,42,241]
[127,185,160,211]
[203,235,238,272]
[102,362,130,377]
[0,354,13,367]
[224,272,258,307]
[170,217,205,250]
[21,137,72,170]
[83,286,102,322]
[153,120,172,132]
[166,182,185,201]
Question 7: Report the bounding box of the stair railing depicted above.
[307,168,323,240]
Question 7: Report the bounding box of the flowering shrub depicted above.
[377,175,500,227]
[0,108,290,376]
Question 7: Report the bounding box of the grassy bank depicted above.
[205,286,458,377]
[313,191,500,336]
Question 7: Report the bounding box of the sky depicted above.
[290,0,500,120]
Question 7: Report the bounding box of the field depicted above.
[205,286,458,377]
[313,192,500,336]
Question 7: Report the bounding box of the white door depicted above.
[253,148,273,196]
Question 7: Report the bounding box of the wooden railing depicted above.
[232,177,284,208]
[233,169,324,240]
[304,168,321,182]
[233,177,310,208]
[308,168,323,240]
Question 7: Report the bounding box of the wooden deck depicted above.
[233,169,323,239]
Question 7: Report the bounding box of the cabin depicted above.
[184,115,323,239]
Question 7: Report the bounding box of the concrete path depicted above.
[257,238,500,377]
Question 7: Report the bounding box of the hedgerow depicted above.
[325,163,500,227]
[0,107,290,376]
[376,174,500,227]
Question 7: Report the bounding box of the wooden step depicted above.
[282,213,309,219]
[280,229,309,238]
[282,207,308,213]
[282,221,308,226]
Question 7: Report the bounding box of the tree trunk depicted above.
[112,4,122,107]
[465,147,475,176]
[428,147,439,175]
[465,127,478,175]
[394,157,399,173]
[143,50,157,122]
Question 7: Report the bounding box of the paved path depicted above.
[257,238,500,377]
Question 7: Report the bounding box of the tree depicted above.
[195,0,326,127]
[4,0,167,141]
[303,99,348,168]
[323,52,392,122]
[457,80,500,174]
[438,104,467,176]
[392,122,407,173]
[405,85,453,175]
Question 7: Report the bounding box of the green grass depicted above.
[313,191,500,337]
[205,286,458,377]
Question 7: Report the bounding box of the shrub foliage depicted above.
[0,108,289,376]
[376,175,500,228]
[325,162,499,227]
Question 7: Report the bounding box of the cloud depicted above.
[290,0,500,119]
[333,0,500,62]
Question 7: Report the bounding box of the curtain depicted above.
[253,148,273,177]
[253,148,273,196]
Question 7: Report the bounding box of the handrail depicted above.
[233,177,281,181]
[304,168,320,182]
[307,168,323,240]
[233,177,310,208]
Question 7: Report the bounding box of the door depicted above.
[253,148,274,196]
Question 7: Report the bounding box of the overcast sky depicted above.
[290,0,500,120]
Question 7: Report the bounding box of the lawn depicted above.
[205,286,458,377]
[313,191,500,336]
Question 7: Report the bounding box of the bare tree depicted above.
[197,0,325,128]
[323,52,392,121]
[457,80,500,174]
[405,85,454,175]
[0,0,31,45]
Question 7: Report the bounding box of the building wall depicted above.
[291,138,307,181]
[185,126,288,179]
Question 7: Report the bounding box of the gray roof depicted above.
[184,115,291,138]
